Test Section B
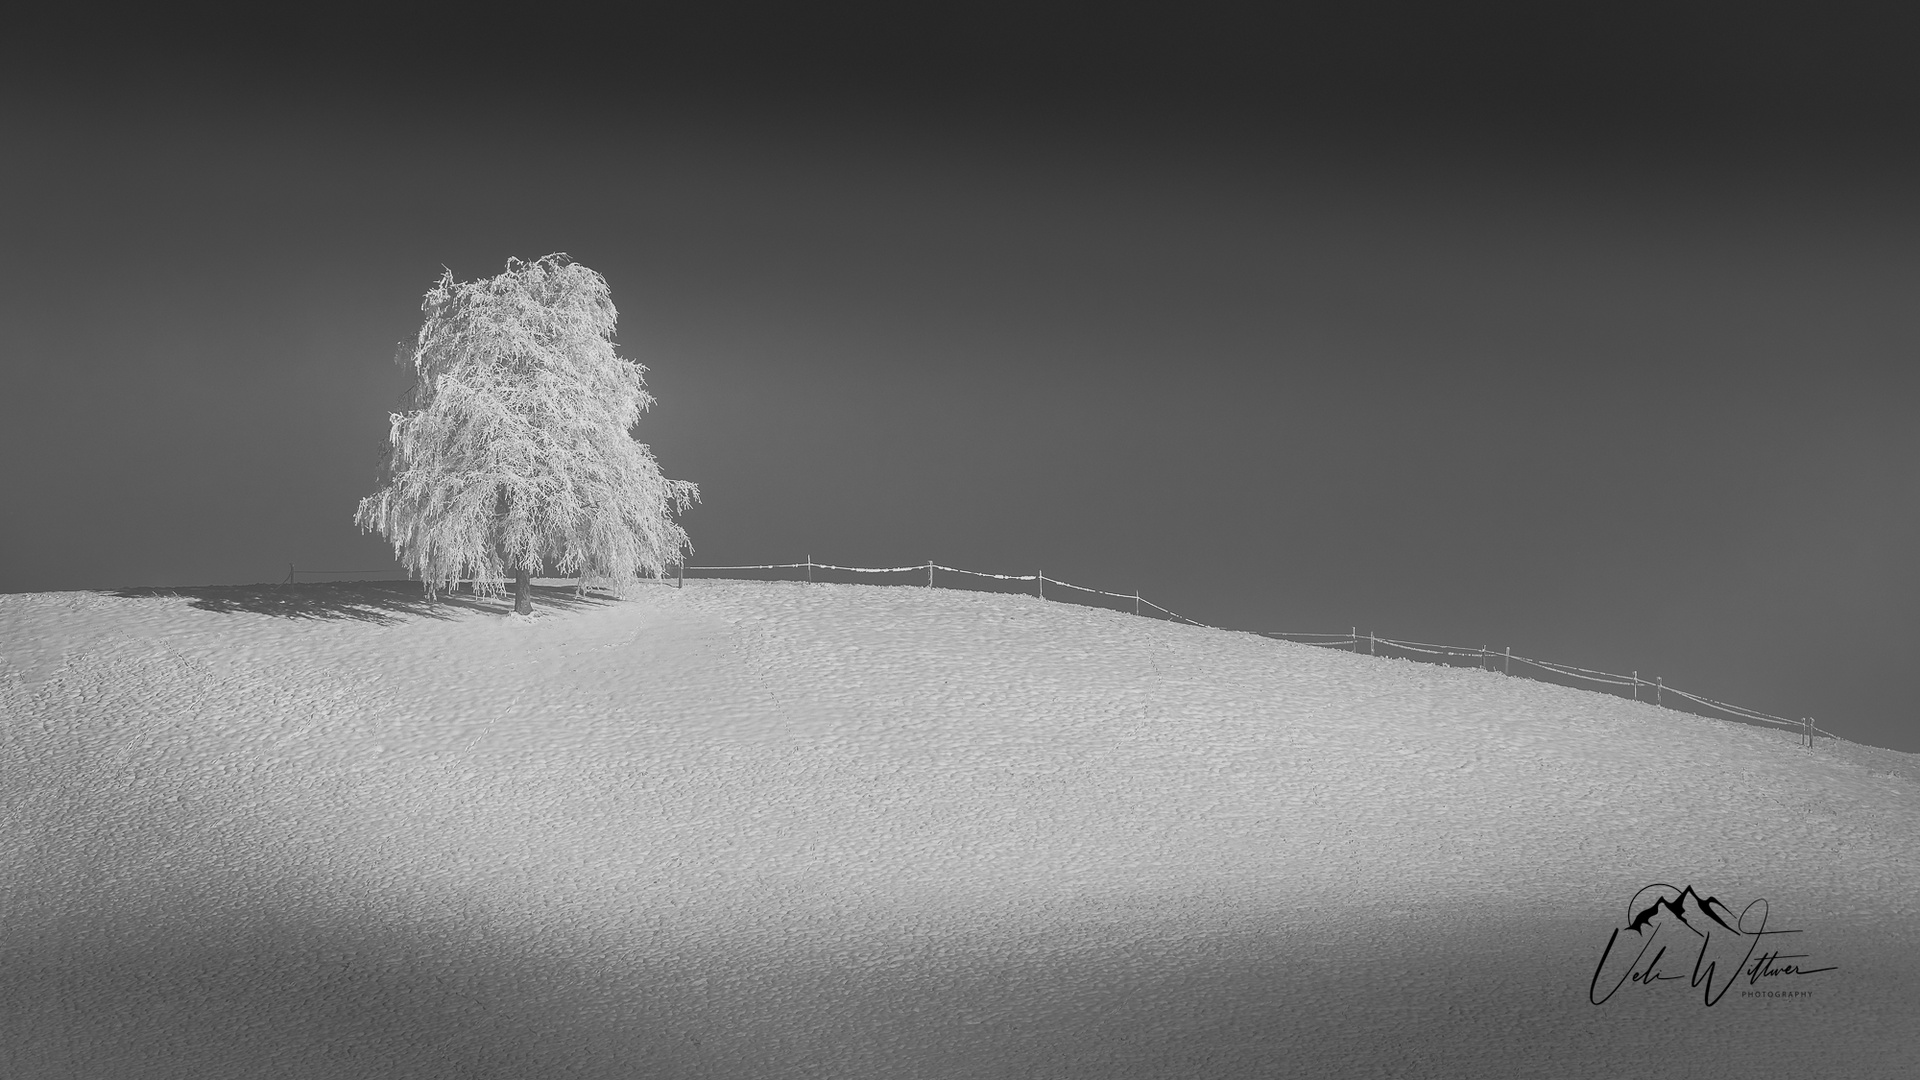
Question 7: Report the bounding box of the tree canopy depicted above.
[355,254,697,609]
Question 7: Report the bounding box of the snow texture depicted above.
[2,579,1915,1078]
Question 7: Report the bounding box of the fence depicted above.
[680,556,1841,748]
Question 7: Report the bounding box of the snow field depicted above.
[2,580,1915,1078]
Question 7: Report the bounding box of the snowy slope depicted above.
[2,579,1915,1079]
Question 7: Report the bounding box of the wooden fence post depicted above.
[927,560,934,587]
[677,562,684,589]
[1038,571,1044,600]
[1656,676,1662,707]
[1632,671,1638,702]
[1504,646,1510,675]
[1134,589,1140,616]
[806,554,812,583]
[1369,631,1375,656]
[1351,627,1357,652]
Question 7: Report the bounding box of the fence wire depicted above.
[292,558,1834,742]
[682,556,1839,743]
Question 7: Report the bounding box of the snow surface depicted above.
[2,579,1915,1079]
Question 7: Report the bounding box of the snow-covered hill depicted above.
[3,579,1915,1079]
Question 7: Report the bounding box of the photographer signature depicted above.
[1590,884,1836,1007]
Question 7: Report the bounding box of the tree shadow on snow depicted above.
[105,580,615,624]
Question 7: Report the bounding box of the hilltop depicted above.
[2,579,1915,1079]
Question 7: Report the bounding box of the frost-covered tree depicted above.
[355,254,698,614]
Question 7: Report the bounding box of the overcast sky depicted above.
[4,5,1917,752]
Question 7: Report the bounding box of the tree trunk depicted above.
[515,568,532,615]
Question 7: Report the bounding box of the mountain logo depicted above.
[1624,884,1740,937]
[1590,883,1836,1006]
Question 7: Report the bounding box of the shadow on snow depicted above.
[104,580,615,624]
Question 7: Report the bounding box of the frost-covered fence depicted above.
[1258,630,1837,743]
[683,557,1842,746]
[684,559,1188,620]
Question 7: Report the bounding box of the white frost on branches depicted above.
[355,254,698,600]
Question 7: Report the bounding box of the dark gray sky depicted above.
[5,5,1917,752]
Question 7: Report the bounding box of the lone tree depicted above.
[355,254,698,614]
